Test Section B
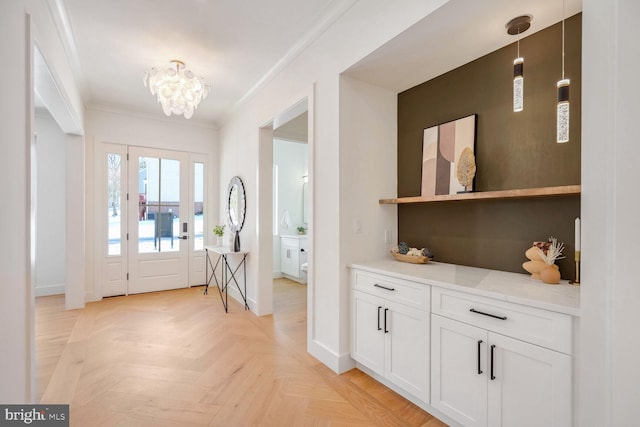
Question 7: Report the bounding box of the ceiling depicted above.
[61,0,353,125]
[345,0,582,93]
[58,0,581,127]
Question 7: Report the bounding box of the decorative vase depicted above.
[216,236,223,247]
[522,260,547,279]
[233,230,240,252]
[525,246,543,262]
[523,245,546,279]
[540,265,561,285]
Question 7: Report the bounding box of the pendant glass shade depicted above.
[143,60,209,119]
[513,57,524,112]
[556,79,570,143]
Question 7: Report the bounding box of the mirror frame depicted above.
[226,175,246,232]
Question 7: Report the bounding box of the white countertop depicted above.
[349,259,580,317]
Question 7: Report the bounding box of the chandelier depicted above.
[143,60,209,119]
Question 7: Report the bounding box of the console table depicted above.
[204,246,249,312]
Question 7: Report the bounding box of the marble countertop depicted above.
[349,259,580,317]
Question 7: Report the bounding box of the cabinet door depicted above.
[281,244,299,277]
[487,333,572,427]
[351,290,385,376]
[431,314,488,427]
[385,300,430,403]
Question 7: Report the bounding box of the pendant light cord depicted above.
[517,29,520,57]
[561,0,565,79]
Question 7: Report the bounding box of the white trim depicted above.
[35,284,64,297]
[308,338,355,374]
[87,104,218,130]
[231,0,358,113]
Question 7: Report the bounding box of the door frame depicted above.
[95,142,209,297]
[256,86,314,320]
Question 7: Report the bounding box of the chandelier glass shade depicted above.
[143,60,209,119]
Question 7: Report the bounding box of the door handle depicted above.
[384,308,389,333]
[377,306,382,331]
[490,344,496,380]
[470,308,507,320]
[374,284,395,292]
[477,340,483,374]
[180,235,188,240]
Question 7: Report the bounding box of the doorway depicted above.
[98,143,207,296]
[269,101,310,326]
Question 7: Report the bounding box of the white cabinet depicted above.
[431,288,573,427]
[280,236,307,283]
[351,269,430,403]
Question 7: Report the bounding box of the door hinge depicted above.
[127,193,129,201]
[127,153,129,161]
[126,273,129,280]
[126,233,129,241]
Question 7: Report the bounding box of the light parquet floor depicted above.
[35,278,448,426]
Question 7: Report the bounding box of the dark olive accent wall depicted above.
[397,14,581,278]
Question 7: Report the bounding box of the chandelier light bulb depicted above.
[143,60,209,119]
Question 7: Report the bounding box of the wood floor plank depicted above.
[36,279,449,426]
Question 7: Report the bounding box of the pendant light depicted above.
[506,15,532,112]
[557,0,570,143]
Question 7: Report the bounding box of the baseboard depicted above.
[355,363,461,427]
[273,272,283,279]
[35,284,64,297]
[282,273,307,284]
[308,339,355,374]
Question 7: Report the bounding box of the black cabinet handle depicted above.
[374,284,395,292]
[470,308,507,320]
[490,344,496,380]
[477,340,483,374]
[377,306,382,331]
[384,308,389,333]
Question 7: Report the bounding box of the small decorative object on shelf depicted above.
[213,224,225,247]
[570,217,580,285]
[456,147,476,193]
[391,242,433,264]
[522,241,550,279]
[297,226,307,235]
[233,230,241,252]
[536,236,565,285]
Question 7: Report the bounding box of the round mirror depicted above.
[227,176,246,232]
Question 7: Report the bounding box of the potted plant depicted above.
[297,226,306,235]
[213,225,225,246]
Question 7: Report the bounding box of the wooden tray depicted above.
[391,253,430,264]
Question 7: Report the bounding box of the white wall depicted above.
[580,0,640,425]
[35,112,66,296]
[338,75,398,353]
[0,1,32,404]
[84,108,218,301]
[0,0,86,402]
[219,0,448,371]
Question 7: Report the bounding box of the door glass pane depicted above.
[139,157,157,253]
[160,158,180,252]
[137,156,181,253]
[194,162,204,250]
[107,153,121,255]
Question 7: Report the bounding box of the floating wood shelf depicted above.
[379,185,581,204]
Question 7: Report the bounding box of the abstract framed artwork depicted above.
[421,114,477,196]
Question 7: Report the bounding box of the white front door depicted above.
[127,147,189,294]
[98,144,207,297]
